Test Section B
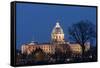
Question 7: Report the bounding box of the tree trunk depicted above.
[81,44,85,60]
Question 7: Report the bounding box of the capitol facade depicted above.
[21,22,90,55]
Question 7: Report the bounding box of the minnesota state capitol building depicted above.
[21,22,90,55]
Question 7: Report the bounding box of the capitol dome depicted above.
[52,22,64,34]
[51,21,65,44]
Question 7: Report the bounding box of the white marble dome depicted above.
[52,22,64,34]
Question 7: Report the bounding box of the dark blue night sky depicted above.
[16,3,96,49]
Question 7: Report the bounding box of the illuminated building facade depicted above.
[21,21,90,55]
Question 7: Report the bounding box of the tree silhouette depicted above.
[34,47,46,61]
[68,20,96,57]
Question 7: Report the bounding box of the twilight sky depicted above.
[16,3,97,49]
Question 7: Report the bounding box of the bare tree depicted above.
[68,20,96,56]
